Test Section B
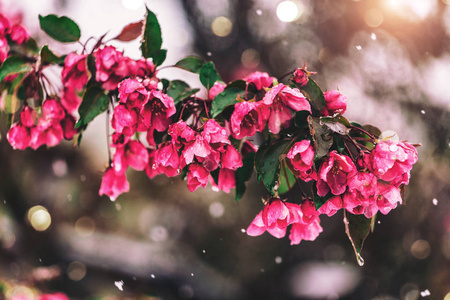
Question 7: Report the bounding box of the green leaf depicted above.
[344,211,372,265]
[210,168,220,185]
[174,56,205,73]
[113,21,143,42]
[308,116,333,160]
[363,124,381,138]
[320,115,350,135]
[277,159,296,195]
[211,88,244,118]
[161,78,170,91]
[40,45,65,65]
[258,139,291,195]
[225,79,246,90]
[153,49,167,66]
[312,185,333,210]
[141,8,162,61]
[0,56,32,82]
[75,87,109,129]
[255,142,270,181]
[300,78,325,112]
[199,61,219,90]
[38,14,81,43]
[235,152,256,202]
[167,80,199,105]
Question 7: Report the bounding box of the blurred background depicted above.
[1,0,450,299]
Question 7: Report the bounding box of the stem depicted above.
[203,99,210,119]
[279,69,296,81]
[295,180,307,199]
[349,125,377,141]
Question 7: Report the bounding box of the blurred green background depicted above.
[1,0,450,299]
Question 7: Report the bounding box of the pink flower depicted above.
[186,163,210,191]
[118,78,149,109]
[61,52,88,91]
[0,37,9,63]
[289,219,323,245]
[375,181,402,215]
[111,104,138,136]
[0,14,10,36]
[145,149,160,179]
[139,90,175,132]
[370,140,418,187]
[7,123,30,150]
[244,71,275,90]
[154,142,180,177]
[29,122,64,149]
[201,119,230,152]
[182,134,212,165]
[321,90,347,116]
[220,145,243,170]
[38,293,70,300]
[287,140,317,181]
[60,114,77,140]
[61,87,82,114]
[317,196,343,216]
[9,24,29,44]
[247,198,301,239]
[20,105,36,127]
[230,101,267,139]
[99,167,129,200]
[262,83,311,134]
[112,140,149,172]
[317,151,357,196]
[168,120,196,149]
[94,46,129,90]
[209,81,226,99]
[292,68,308,87]
[342,172,378,217]
[127,57,156,78]
[42,99,65,123]
[211,168,236,193]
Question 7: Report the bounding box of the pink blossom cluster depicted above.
[0,12,29,63]
[246,137,417,243]
[7,99,76,150]
[247,198,323,245]
[61,46,156,114]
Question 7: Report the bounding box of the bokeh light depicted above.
[241,48,260,68]
[364,8,384,27]
[410,239,431,259]
[27,206,51,232]
[276,1,302,23]
[211,16,233,37]
[383,0,437,21]
[74,216,96,238]
[67,261,87,281]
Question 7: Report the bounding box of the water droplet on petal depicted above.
[357,253,365,266]
[356,45,362,50]
[152,164,157,170]
[389,144,398,152]
[110,196,116,202]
